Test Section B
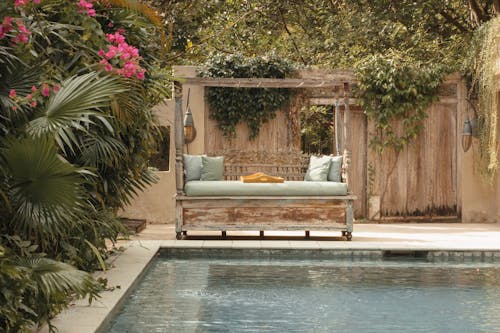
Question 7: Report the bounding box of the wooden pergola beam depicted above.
[177,77,356,88]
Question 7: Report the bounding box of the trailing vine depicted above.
[470,17,500,183]
[355,52,446,152]
[201,54,294,140]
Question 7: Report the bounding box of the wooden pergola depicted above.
[173,75,355,196]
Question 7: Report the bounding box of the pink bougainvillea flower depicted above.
[41,84,50,97]
[78,0,96,17]
[98,30,146,79]
[136,70,145,80]
[53,85,60,92]
[14,0,29,7]
[31,85,37,92]
[30,100,37,107]
[26,93,32,100]
[9,89,16,98]
[11,106,17,111]
[11,20,31,44]
[33,0,42,4]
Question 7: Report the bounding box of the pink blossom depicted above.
[26,93,32,100]
[136,70,145,80]
[31,85,37,92]
[100,59,113,71]
[33,0,41,4]
[53,85,60,92]
[98,30,146,79]
[11,106,17,111]
[14,0,29,7]
[107,22,114,28]
[30,100,37,107]
[3,17,12,27]
[9,89,16,98]
[78,0,96,17]
[41,84,50,97]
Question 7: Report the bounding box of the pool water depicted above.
[107,255,500,333]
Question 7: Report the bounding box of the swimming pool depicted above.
[107,250,500,332]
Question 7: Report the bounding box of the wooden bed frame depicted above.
[173,79,356,240]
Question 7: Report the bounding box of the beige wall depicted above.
[120,67,206,224]
[461,46,500,223]
[120,101,177,224]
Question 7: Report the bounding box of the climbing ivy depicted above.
[469,17,500,183]
[201,54,295,140]
[355,52,446,152]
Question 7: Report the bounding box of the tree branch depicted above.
[439,10,469,33]
[277,6,308,66]
[468,0,485,25]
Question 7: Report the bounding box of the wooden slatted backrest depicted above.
[223,163,308,181]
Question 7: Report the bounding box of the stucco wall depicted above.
[120,67,205,224]
[461,44,500,223]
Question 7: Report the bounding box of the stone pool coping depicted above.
[39,222,500,333]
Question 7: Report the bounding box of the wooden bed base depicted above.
[176,195,355,240]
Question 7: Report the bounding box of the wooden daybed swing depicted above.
[174,76,357,240]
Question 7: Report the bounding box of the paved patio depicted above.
[41,222,500,333]
[132,223,500,250]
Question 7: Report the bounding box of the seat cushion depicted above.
[185,181,348,196]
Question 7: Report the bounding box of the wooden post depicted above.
[174,82,185,196]
[334,88,342,155]
[343,82,351,188]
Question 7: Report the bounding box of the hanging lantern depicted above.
[183,88,196,144]
[462,118,472,152]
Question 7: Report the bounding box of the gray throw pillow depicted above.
[304,155,331,181]
[200,156,224,181]
[328,155,343,182]
[183,154,205,181]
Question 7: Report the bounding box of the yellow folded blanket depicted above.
[240,172,284,183]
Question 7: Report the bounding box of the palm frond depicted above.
[26,73,127,149]
[78,133,128,168]
[18,257,98,298]
[1,137,86,245]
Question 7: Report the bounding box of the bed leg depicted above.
[345,232,352,241]
[176,232,183,240]
[259,230,264,238]
[305,230,310,238]
[222,231,227,239]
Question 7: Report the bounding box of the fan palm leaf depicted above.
[78,133,128,168]
[18,257,97,298]
[1,136,86,247]
[26,73,126,151]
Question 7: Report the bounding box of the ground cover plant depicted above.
[0,0,169,331]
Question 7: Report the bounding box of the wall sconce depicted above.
[183,88,196,144]
[462,117,472,152]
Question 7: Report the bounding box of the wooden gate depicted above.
[367,75,464,220]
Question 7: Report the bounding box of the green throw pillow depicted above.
[328,155,343,182]
[200,156,224,181]
[183,154,205,181]
[304,155,331,181]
